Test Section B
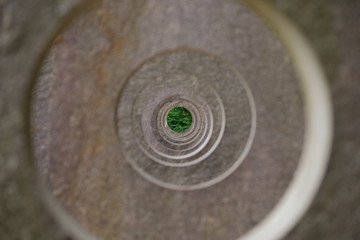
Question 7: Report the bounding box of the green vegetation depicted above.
[167,107,193,133]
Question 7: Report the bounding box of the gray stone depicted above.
[0,0,359,239]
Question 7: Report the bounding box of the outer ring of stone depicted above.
[37,1,333,240]
[238,1,333,240]
[116,50,256,190]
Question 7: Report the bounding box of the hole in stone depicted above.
[167,107,193,133]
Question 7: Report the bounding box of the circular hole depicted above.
[167,107,193,133]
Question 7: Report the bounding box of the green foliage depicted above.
[167,107,193,133]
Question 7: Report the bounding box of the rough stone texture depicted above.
[0,0,359,240]
[270,0,360,240]
[0,0,84,239]
[31,1,303,239]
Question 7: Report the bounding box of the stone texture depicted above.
[0,0,359,239]
[270,0,360,239]
[0,0,84,239]
[31,1,303,239]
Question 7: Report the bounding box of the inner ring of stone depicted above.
[138,77,222,167]
[117,49,255,190]
[157,99,210,152]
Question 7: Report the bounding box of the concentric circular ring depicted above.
[31,0,332,239]
[117,49,256,190]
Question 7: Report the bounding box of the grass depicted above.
[167,107,193,133]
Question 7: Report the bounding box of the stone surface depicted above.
[271,0,360,239]
[0,0,359,240]
[0,0,83,239]
[32,0,303,239]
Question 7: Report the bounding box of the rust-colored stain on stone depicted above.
[32,0,305,239]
